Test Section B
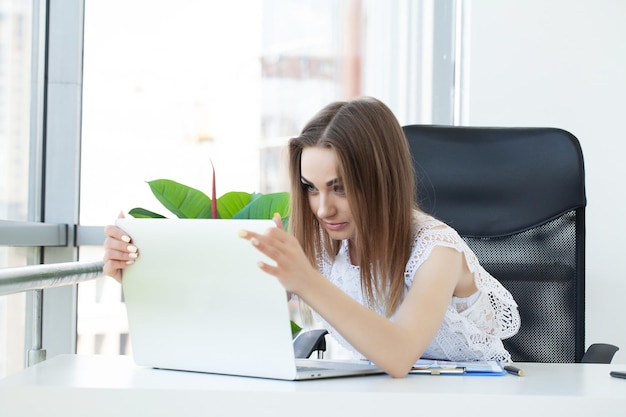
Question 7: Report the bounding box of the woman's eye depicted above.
[302,183,316,193]
[334,184,345,195]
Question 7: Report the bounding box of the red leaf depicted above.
[210,159,217,219]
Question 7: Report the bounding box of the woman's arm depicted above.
[239,216,468,378]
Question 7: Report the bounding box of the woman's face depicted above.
[300,147,356,241]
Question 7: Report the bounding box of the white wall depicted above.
[462,0,626,363]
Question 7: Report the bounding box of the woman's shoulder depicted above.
[413,209,439,225]
[405,210,466,275]
[412,210,457,236]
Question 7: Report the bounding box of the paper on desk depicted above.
[411,359,505,375]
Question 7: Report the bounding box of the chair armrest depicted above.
[293,329,329,359]
[580,343,619,363]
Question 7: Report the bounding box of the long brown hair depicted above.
[288,97,418,316]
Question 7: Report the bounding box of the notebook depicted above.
[116,218,383,380]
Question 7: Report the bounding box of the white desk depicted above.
[0,354,624,417]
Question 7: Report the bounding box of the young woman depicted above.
[104,97,520,378]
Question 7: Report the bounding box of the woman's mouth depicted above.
[323,222,347,231]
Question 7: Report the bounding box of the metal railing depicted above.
[0,261,105,366]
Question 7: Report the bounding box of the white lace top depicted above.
[313,211,521,363]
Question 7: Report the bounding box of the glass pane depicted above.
[78,0,430,357]
[0,250,27,378]
[0,0,34,377]
[0,1,32,221]
[0,292,26,377]
[77,247,129,355]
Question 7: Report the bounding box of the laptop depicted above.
[116,218,383,380]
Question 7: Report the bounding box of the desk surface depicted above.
[1,354,624,417]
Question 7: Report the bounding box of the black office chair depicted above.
[402,124,618,363]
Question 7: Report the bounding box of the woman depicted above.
[104,97,520,378]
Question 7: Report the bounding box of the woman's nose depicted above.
[316,194,335,219]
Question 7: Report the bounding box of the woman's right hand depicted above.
[103,216,138,283]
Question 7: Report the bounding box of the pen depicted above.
[504,365,524,376]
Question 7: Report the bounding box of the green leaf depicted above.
[216,191,253,219]
[147,179,213,219]
[291,320,302,339]
[128,207,167,218]
[233,192,290,220]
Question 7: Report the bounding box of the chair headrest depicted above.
[403,125,586,236]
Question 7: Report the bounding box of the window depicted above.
[0,0,454,366]
[78,0,443,357]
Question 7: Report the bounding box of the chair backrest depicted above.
[403,125,586,363]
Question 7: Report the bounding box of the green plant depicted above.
[128,179,290,225]
[128,176,301,338]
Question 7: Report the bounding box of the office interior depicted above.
[0,0,625,381]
